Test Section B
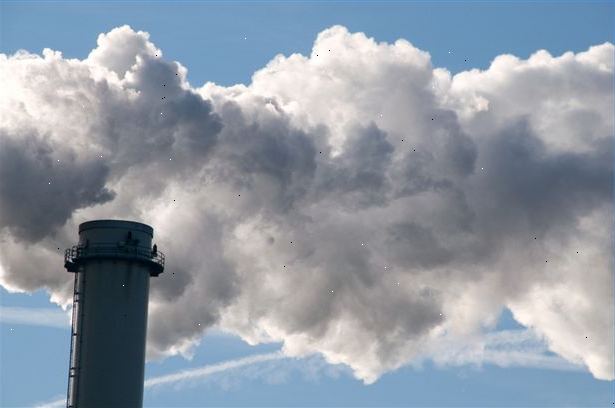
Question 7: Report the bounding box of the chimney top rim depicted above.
[78,219,154,236]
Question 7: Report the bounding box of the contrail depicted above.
[144,351,287,388]
[34,351,288,407]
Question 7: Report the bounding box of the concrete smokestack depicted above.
[64,220,164,408]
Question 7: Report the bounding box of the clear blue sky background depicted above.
[0,1,614,406]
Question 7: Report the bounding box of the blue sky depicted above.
[0,1,614,407]
[1,286,611,407]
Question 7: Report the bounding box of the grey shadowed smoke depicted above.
[0,129,115,243]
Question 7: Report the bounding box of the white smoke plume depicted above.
[0,25,612,383]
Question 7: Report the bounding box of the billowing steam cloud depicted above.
[0,25,612,383]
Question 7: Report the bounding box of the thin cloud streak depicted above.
[0,306,70,329]
[144,351,287,388]
[33,395,65,408]
[430,329,587,373]
[479,351,585,372]
[34,352,286,407]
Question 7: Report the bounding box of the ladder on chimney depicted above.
[66,270,86,408]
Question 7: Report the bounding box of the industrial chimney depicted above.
[63,220,164,408]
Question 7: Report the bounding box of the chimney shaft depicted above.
[64,220,164,408]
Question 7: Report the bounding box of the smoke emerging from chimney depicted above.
[0,25,612,383]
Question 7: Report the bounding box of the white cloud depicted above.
[0,25,612,384]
